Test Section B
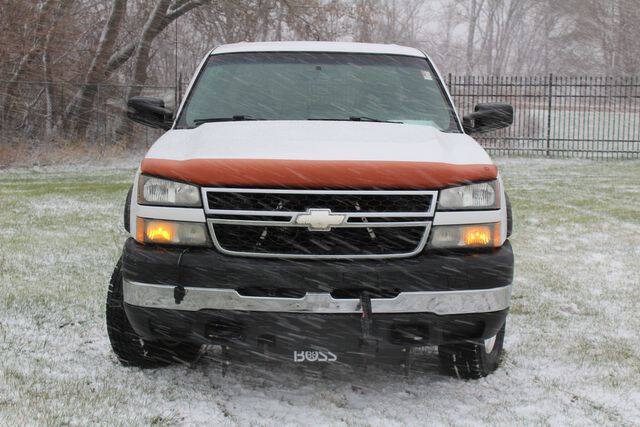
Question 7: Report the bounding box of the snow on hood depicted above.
[145,120,492,164]
[141,121,497,189]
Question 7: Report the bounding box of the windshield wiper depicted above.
[308,116,403,124]
[349,116,403,124]
[192,115,264,127]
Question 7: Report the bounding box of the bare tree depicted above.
[350,0,427,45]
[54,0,209,138]
[447,0,543,75]
[3,0,639,148]
[1,0,58,127]
[63,0,127,136]
[42,0,74,137]
[190,0,279,44]
[463,0,484,74]
[115,0,210,138]
[281,0,351,41]
[559,0,640,75]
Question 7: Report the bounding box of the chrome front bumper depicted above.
[123,279,512,315]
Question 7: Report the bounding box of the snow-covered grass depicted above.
[1,158,639,425]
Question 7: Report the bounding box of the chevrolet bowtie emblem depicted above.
[294,209,346,231]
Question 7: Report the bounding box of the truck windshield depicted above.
[176,52,460,132]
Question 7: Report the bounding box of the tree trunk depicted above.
[62,0,127,137]
[1,0,57,128]
[42,0,72,139]
[465,0,483,75]
[115,0,172,140]
[115,0,208,140]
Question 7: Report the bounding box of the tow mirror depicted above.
[462,103,513,134]
[127,97,174,130]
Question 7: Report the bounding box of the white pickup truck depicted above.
[107,41,514,379]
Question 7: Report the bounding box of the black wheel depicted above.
[106,257,201,368]
[438,324,505,379]
[505,193,513,238]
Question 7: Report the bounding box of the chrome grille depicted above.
[206,191,433,213]
[203,188,437,259]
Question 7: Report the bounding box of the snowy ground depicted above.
[0,158,639,425]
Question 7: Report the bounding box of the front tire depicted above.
[106,258,201,368]
[438,324,505,379]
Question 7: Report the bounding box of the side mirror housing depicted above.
[127,97,173,130]
[463,103,513,134]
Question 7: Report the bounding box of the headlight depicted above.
[136,218,209,246]
[438,181,499,210]
[138,175,201,207]
[430,223,501,248]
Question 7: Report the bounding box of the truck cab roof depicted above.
[210,41,427,58]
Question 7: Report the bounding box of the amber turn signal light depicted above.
[137,217,176,243]
[462,225,491,246]
[430,223,501,248]
[144,220,176,243]
[135,217,210,246]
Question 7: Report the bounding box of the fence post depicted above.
[59,82,64,122]
[103,84,108,147]
[546,73,553,156]
[96,84,100,147]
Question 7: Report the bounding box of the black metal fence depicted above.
[2,76,640,159]
[447,74,640,159]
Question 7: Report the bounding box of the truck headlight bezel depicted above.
[137,175,202,207]
[437,180,500,211]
